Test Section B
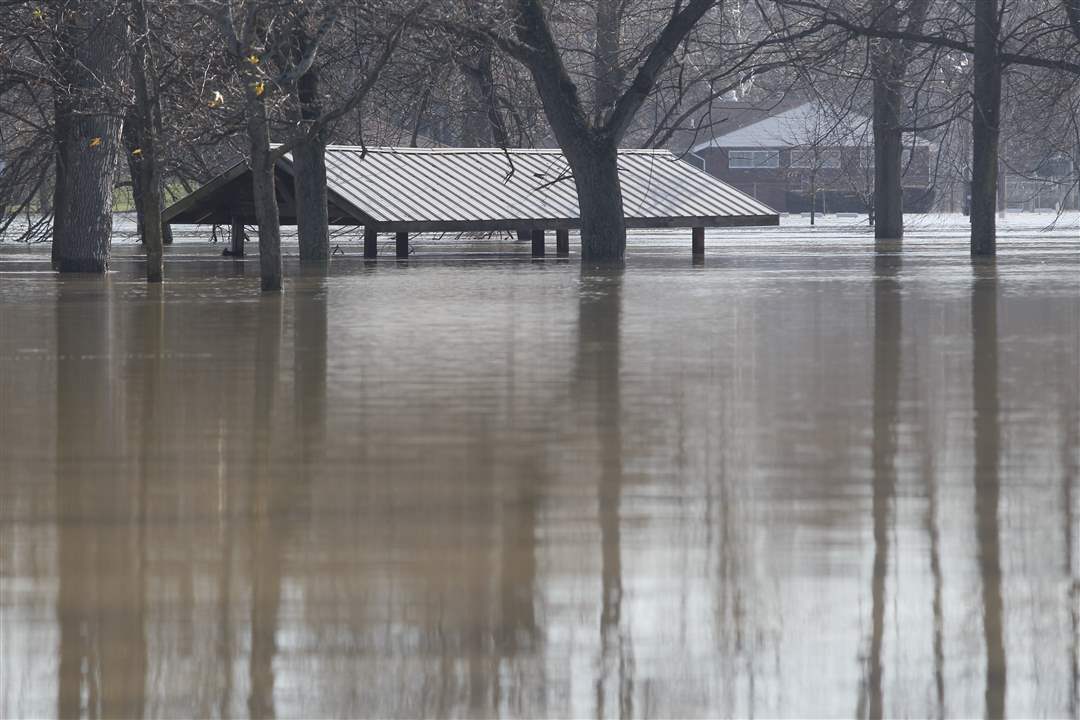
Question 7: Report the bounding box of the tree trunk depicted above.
[246,89,283,291]
[52,94,71,270]
[873,77,905,239]
[566,141,625,263]
[129,0,164,283]
[971,0,1002,256]
[294,62,329,266]
[593,0,625,126]
[868,0,933,241]
[124,114,146,243]
[51,2,128,273]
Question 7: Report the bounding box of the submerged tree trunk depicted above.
[124,115,146,243]
[129,0,164,282]
[870,2,905,241]
[125,116,173,252]
[51,2,128,273]
[246,88,283,291]
[293,61,329,266]
[868,0,931,241]
[873,76,905,239]
[566,142,626,262]
[971,0,1002,256]
[52,93,71,270]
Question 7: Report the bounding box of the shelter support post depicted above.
[396,231,409,258]
[531,229,545,258]
[556,229,570,257]
[364,225,378,258]
[692,226,705,257]
[230,217,245,257]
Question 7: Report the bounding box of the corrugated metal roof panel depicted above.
[319,146,776,226]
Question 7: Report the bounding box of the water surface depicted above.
[1,222,1078,718]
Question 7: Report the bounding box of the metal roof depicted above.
[165,146,778,232]
[691,102,932,151]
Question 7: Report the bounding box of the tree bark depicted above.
[868,0,932,241]
[593,0,625,126]
[129,0,164,283]
[293,60,329,266]
[51,2,128,273]
[246,87,283,291]
[124,114,146,243]
[873,76,904,239]
[566,141,625,263]
[971,0,1002,256]
[52,93,71,270]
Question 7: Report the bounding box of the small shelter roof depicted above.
[164,146,778,232]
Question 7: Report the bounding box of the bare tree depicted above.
[128,0,166,282]
[452,0,721,262]
[51,0,130,272]
[971,0,1003,256]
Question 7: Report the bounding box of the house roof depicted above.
[691,102,931,151]
[164,146,779,232]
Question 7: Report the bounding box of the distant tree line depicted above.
[0,1,1077,289]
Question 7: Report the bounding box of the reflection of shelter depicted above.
[163,147,778,259]
[691,102,935,213]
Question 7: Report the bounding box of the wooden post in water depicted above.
[556,228,570,257]
[230,217,245,257]
[692,226,705,257]
[364,225,378,258]
[396,231,409,258]
[531,229,545,258]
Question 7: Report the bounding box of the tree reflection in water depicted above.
[971,259,1005,719]
[862,241,901,720]
[574,265,635,719]
[55,278,148,719]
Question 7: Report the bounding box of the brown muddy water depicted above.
[1,223,1078,718]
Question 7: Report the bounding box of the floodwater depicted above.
[1,220,1078,718]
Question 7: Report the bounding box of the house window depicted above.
[864,147,915,168]
[729,150,779,169]
[790,148,841,169]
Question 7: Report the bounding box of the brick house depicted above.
[689,102,935,214]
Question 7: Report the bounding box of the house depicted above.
[689,102,935,214]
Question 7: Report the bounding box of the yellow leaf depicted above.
[254,81,265,97]
[88,137,102,148]
[131,148,142,157]
[32,7,43,20]
[246,54,260,65]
